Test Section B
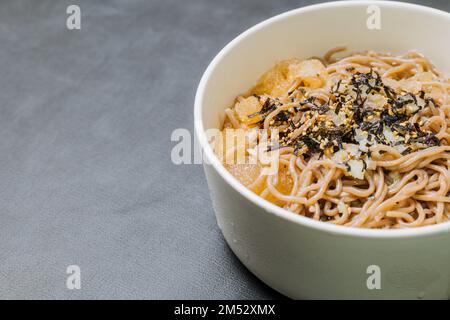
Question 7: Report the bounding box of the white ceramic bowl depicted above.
[194,1,450,299]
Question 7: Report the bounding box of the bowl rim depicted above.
[194,0,450,238]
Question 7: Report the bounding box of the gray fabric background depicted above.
[0,0,448,299]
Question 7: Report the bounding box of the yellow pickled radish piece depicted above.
[234,96,263,124]
[250,59,301,96]
[226,162,263,192]
[288,59,328,88]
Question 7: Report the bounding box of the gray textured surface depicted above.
[0,0,448,299]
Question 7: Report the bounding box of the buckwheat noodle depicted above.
[218,49,450,229]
